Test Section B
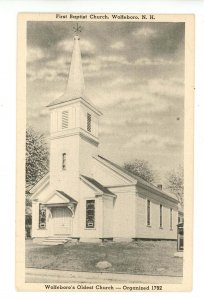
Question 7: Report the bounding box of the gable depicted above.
[30,178,51,202]
[29,173,50,200]
[45,190,77,205]
[46,193,68,205]
[80,178,98,198]
[80,175,116,196]
[92,156,136,187]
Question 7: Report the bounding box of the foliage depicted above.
[165,165,184,207]
[26,191,32,207]
[26,127,49,188]
[124,159,155,183]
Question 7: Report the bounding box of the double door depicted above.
[52,207,72,235]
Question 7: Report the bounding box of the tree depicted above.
[123,159,155,183]
[165,165,184,207]
[26,127,49,188]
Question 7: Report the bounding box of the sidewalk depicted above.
[25,268,183,284]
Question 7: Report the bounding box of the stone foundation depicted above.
[113,237,133,242]
[133,237,177,242]
[79,238,102,243]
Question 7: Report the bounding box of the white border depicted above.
[0,0,204,299]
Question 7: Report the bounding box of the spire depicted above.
[48,33,101,111]
[64,35,85,99]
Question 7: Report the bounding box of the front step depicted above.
[42,235,72,246]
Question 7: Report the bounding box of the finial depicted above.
[73,23,83,36]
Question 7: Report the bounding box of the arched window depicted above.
[170,208,173,230]
[160,204,163,228]
[147,200,151,226]
[39,204,46,229]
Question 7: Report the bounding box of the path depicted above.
[25,268,183,284]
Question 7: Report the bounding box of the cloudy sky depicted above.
[27,21,184,181]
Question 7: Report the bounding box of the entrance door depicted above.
[52,207,72,235]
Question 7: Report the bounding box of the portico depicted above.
[39,190,77,238]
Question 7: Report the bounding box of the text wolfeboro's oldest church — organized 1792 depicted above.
[29,33,179,244]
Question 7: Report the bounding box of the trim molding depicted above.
[50,127,99,146]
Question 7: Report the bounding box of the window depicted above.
[160,204,163,228]
[86,200,95,228]
[62,153,66,170]
[147,200,151,226]
[62,111,69,129]
[170,208,173,230]
[87,113,91,132]
[39,204,46,229]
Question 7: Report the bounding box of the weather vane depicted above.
[73,23,83,35]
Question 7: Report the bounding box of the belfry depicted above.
[47,34,102,199]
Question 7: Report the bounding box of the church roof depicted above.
[80,175,116,196]
[56,190,78,203]
[29,172,50,195]
[48,95,93,108]
[95,155,178,202]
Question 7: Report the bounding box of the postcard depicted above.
[16,13,194,291]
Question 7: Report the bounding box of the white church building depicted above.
[30,35,179,244]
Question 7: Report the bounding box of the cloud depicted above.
[81,53,131,79]
[27,68,58,81]
[123,133,183,152]
[46,55,69,68]
[147,78,184,99]
[27,52,70,82]
[57,38,96,54]
[133,57,183,66]
[97,75,183,113]
[27,47,45,63]
[123,134,158,149]
[57,39,73,53]
[99,55,128,64]
[110,41,125,50]
[84,62,101,74]
[27,37,97,81]
[133,27,157,38]
[105,77,134,87]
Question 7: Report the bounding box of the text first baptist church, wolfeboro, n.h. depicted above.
[29,33,179,244]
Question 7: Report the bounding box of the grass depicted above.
[26,240,183,276]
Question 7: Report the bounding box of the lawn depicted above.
[26,240,183,276]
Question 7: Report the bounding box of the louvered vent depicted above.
[87,113,91,132]
[62,111,69,129]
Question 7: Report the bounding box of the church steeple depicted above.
[48,30,102,196]
[48,34,87,106]
[48,33,100,113]
[64,35,85,100]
